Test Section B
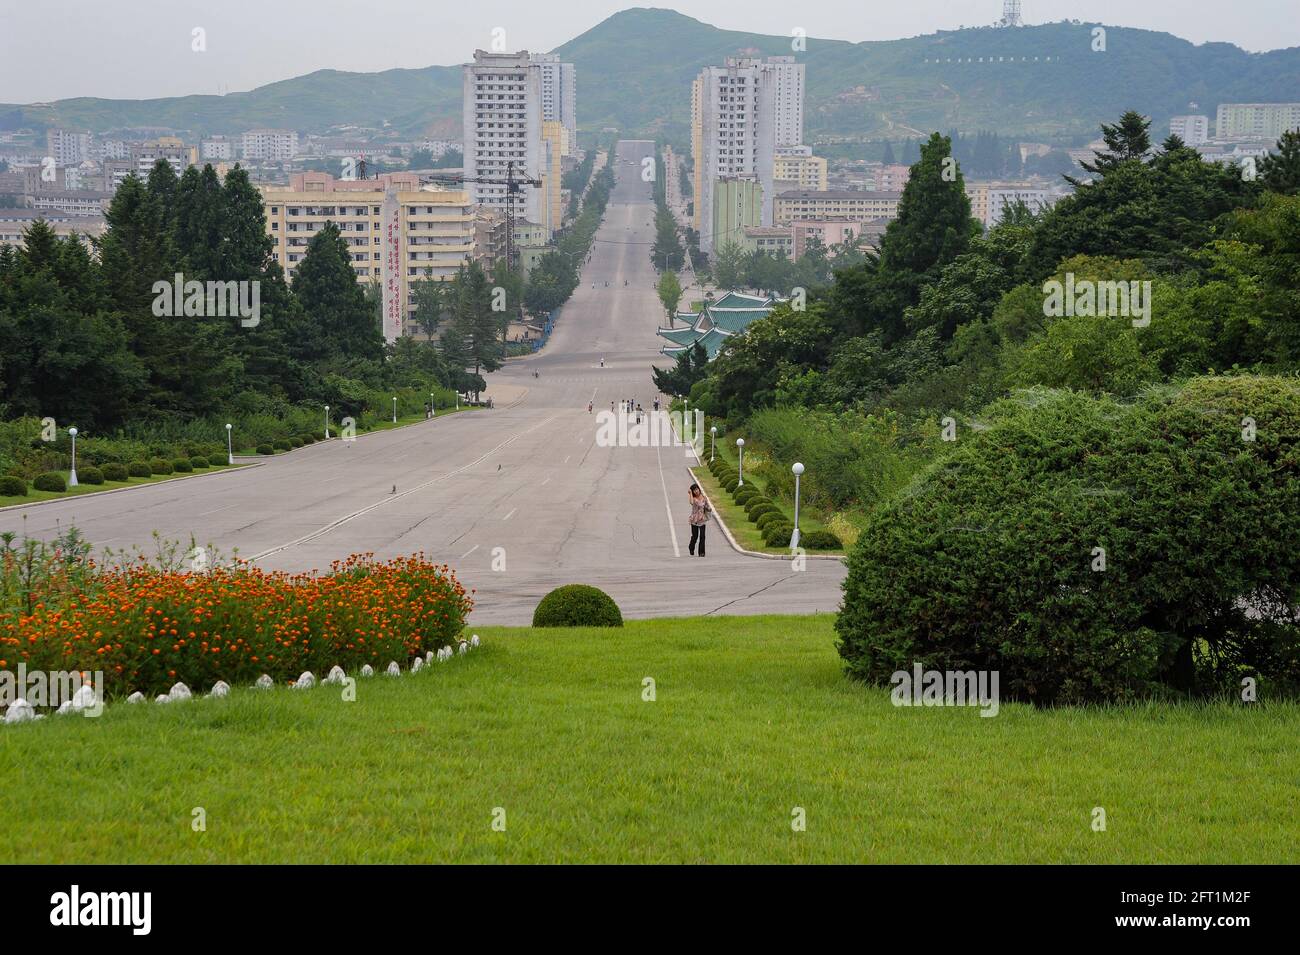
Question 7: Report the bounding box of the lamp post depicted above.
[710,426,717,463]
[324,405,330,440]
[430,392,435,419]
[67,427,78,487]
[392,396,397,424]
[736,438,745,486]
[791,462,805,551]
[225,423,233,465]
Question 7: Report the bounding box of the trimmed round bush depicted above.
[722,477,739,493]
[256,444,275,456]
[836,378,1300,705]
[172,458,192,473]
[190,456,209,470]
[207,454,228,467]
[127,460,152,478]
[734,487,759,505]
[0,475,27,496]
[33,471,68,493]
[749,503,781,523]
[149,458,174,475]
[299,433,315,445]
[532,584,624,628]
[745,496,774,517]
[801,530,842,550]
[312,430,326,441]
[288,436,304,448]
[273,438,291,451]
[755,511,784,531]
[762,521,794,547]
[101,463,129,482]
[78,465,105,485]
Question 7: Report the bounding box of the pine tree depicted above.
[291,221,384,364]
[1259,129,1300,196]
[1077,110,1152,178]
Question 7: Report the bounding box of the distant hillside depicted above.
[4,7,1299,144]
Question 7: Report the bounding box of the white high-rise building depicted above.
[240,129,299,162]
[1169,115,1210,146]
[46,129,91,165]
[530,53,577,151]
[694,56,804,254]
[462,49,544,230]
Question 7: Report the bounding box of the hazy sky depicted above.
[2,0,1297,103]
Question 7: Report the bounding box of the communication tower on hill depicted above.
[999,1,1023,27]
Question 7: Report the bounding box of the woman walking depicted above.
[687,483,710,557]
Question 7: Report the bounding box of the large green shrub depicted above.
[273,438,291,451]
[532,584,624,628]
[755,511,785,531]
[762,521,794,547]
[745,497,774,518]
[0,475,27,496]
[836,378,1300,705]
[749,502,781,523]
[207,455,227,467]
[172,458,193,473]
[101,463,128,482]
[734,487,759,505]
[190,456,210,470]
[801,530,842,550]
[33,471,67,493]
[149,457,174,475]
[78,465,105,485]
[256,444,275,456]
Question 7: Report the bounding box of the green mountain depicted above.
[4,7,1298,144]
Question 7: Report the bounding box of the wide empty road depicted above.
[1,141,847,624]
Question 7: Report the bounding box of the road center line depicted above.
[460,544,479,560]
[502,508,516,521]
[656,438,682,558]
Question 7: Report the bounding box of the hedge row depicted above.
[704,454,840,551]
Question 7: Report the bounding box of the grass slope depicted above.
[1,615,1293,864]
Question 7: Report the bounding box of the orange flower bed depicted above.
[0,553,473,697]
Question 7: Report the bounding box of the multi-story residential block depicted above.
[0,209,106,249]
[260,171,474,342]
[241,129,300,161]
[202,136,236,161]
[876,163,912,191]
[462,49,545,237]
[46,129,91,165]
[130,138,197,179]
[694,56,804,253]
[98,139,129,161]
[965,181,990,225]
[540,120,565,234]
[773,189,902,225]
[773,152,828,191]
[987,186,1052,224]
[530,53,577,154]
[711,178,765,252]
[27,190,113,216]
[739,225,794,259]
[1215,103,1300,141]
[1169,115,1210,146]
[791,219,883,258]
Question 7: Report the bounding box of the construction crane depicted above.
[421,162,542,271]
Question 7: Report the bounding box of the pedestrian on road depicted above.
[687,483,709,557]
[588,401,593,413]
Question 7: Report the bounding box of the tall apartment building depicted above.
[129,138,197,181]
[241,129,300,161]
[1169,115,1210,146]
[530,53,577,154]
[690,77,704,233]
[462,50,545,235]
[202,136,236,161]
[693,57,805,253]
[773,152,828,191]
[46,128,91,165]
[1215,103,1300,141]
[260,171,474,342]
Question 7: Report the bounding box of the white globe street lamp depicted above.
[67,427,78,487]
[225,423,233,465]
[791,462,805,551]
[710,426,717,463]
[430,392,435,419]
[392,396,398,424]
[736,438,745,486]
[324,405,330,440]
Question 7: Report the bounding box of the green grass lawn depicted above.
[0,463,250,510]
[1,614,1293,864]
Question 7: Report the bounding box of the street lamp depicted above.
[392,396,397,424]
[324,405,330,440]
[430,392,435,419]
[710,426,717,463]
[67,427,78,487]
[791,462,805,551]
[225,423,233,465]
[736,438,745,486]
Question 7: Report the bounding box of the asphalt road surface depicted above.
[1,141,847,624]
